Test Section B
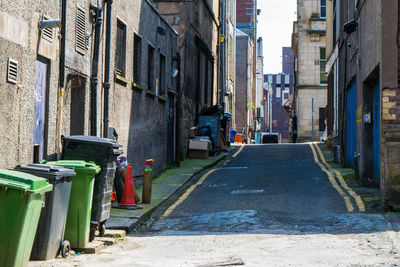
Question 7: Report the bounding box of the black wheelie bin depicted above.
[61,135,122,240]
[14,164,76,260]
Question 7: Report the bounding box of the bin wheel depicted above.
[99,223,106,237]
[61,240,71,258]
[89,226,96,242]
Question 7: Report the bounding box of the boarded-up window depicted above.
[147,45,155,90]
[320,47,327,85]
[115,20,126,76]
[320,0,326,18]
[319,107,327,131]
[133,34,142,83]
[159,53,166,95]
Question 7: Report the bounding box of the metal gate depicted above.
[372,82,381,182]
[345,82,356,168]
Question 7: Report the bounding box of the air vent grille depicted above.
[86,32,90,50]
[75,6,86,54]
[41,16,53,42]
[7,58,18,84]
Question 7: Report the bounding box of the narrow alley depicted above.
[30,144,400,266]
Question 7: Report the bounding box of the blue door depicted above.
[372,82,381,182]
[345,82,356,168]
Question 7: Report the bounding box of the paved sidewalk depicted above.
[315,142,381,211]
[106,153,227,232]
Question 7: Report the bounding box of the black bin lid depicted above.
[62,135,122,148]
[15,164,76,181]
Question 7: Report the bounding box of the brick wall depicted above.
[382,88,400,124]
[236,0,255,23]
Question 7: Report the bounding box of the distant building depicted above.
[236,0,258,139]
[152,0,220,159]
[292,0,327,142]
[235,29,254,138]
[263,47,295,143]
[264,73,294,142]
[220,0,237,122]
[255,37,265,132]
[282,47,295,76]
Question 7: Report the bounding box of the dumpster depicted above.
[198,115,221,154]
[61,135,122,240]
[14,164,76,260]
[0,169,52,267]
[230,129,236,144]
[46,160,101,249]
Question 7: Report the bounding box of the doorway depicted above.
[345,82,356,168]
[33,57,50,161]
[372,81,381,183]
[70,75,86,135]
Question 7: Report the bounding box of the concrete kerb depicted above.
[315,142,382,211]
[106,151,231,233]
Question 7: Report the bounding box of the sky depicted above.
[257,0,297,74]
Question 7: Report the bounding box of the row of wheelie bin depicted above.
[0,135,122,267]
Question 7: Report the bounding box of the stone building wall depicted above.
[295,0,327,141]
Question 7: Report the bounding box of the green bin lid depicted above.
[46,160,101,175]
[0,169,52,192]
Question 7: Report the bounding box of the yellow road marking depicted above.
[161,168,218,218]
[313,143,366,212]
[308,143,355,212]
[232,145,244,158]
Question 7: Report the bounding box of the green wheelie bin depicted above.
[46,160,101,249]
[0,169,52,267]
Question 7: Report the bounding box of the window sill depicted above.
[132,82,144,92]
[146,90,156,97]
[158,95,167,102]
[115,73,129,85]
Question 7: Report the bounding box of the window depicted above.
[319,107,327,131]
[284,74,290,85]
[115,20,126,76]
[147,45,155,90]
[284,92,289,100]
[276,87,281,98]
[276,75,281,85]
[268,75,272,84]
[320,0,326,18]
[203,54,209,105]
[159,53,166,95]
[133,34,142,83]
[320,47,327,85]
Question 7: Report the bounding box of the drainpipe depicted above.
[59,0,66,89]
[195,40,201,124]
[173,53,181,166]
[103,0,113,138]
[89,4,102,136]
[56,0,67,158]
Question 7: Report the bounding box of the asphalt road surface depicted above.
[31,144,400,266]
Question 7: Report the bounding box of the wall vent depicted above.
[7,58,18,84]
[75,6,86,54]
[86,32,90,50]
[41,15,53,42]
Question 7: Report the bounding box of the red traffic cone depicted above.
[114,163,142,210]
